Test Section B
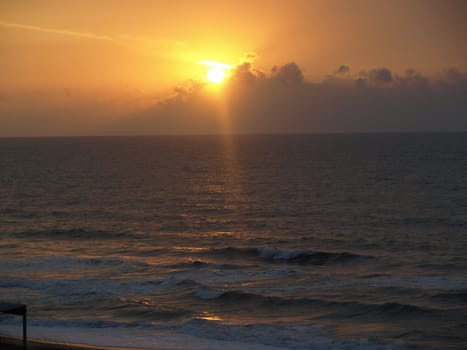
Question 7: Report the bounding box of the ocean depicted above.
[1,134,466,350]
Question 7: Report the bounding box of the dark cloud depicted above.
[224,52,266,85]
[271,62,304,85]
[230,62,264,85]
[395,69,429,88]
[2,60,466,136]
[120,60,466,134]
[171,80,204,102]
[336,65,350,75]
[367,67,393,84]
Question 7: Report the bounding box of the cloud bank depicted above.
[118,58,467,135]
[1,56,466,136]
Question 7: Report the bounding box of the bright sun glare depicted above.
[199,60,233,84]
[207,67,226,83]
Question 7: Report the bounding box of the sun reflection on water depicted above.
[198,312,223,321]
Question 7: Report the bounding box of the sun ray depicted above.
[198,60,233,69]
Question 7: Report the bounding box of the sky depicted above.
[0,0,466,136]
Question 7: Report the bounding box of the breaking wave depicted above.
[205,246,370,265]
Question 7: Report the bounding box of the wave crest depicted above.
[206,246,369,265]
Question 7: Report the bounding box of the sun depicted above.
[207,67,226,84]
[198,60,233,85]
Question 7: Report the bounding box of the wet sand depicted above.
[0,336,132,350]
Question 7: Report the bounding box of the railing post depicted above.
[23,305,27,349]
[0,302,28,348]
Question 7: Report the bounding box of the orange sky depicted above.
[0,0,466,136]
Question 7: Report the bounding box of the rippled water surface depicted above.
[1,134,466,349]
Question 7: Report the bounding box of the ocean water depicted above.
[0,134,466,350]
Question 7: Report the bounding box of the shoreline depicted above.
[0,336,145,350]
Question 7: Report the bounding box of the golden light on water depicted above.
[198,312,223,321]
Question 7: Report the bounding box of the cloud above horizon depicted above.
[1,56,466,136]
[116,57,467,135]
